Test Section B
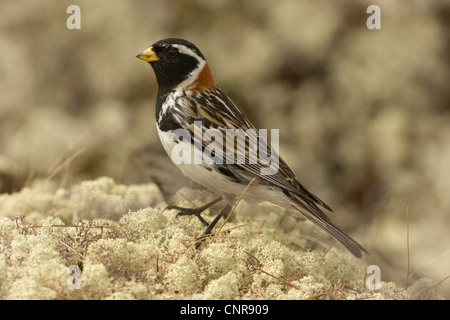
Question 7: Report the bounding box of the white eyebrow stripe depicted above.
[172,44,202,61]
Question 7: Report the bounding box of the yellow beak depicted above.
[136,47,159,62]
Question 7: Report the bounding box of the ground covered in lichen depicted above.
[0,177,442,300]
[0,0,448,300]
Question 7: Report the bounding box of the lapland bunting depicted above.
[137,38,367,258]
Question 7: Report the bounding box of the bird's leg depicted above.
[165,196,223,227]
[195,204,232,248]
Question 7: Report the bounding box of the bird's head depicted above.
[137,38,215,92]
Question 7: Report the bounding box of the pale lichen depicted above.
[0,177,445,300]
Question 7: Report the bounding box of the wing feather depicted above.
[179,87,332,211]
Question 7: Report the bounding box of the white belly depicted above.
[157,125,242,193]
[156,125,290,206]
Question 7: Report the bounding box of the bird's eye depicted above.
[166,47,179,58]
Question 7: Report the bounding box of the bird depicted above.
[136,38,367,258]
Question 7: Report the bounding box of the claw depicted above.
[164,197,231,249]
[165,197,223,227]
[194,204,232,249]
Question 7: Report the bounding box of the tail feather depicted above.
[289,194,368,258]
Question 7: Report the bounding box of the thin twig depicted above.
[239,286,265,299]
[405,248,450,285]
[41,147,86,190]
[306,279,346,300]
[323,239,337,258]
[415,274,450,299]
[16,224,117,230]
[208,178,256,247]
[82,234,91,258]
[253,266,300,290]
[406,205,410,288]
[58,240,86,260]
[241,249,262,267]
[22,147,87,215]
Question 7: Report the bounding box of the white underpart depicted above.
[156,124,289,207]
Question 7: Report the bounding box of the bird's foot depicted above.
[165,196,223,227]
[194,204,231,249]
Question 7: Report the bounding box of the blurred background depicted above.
[0,0,449,297]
